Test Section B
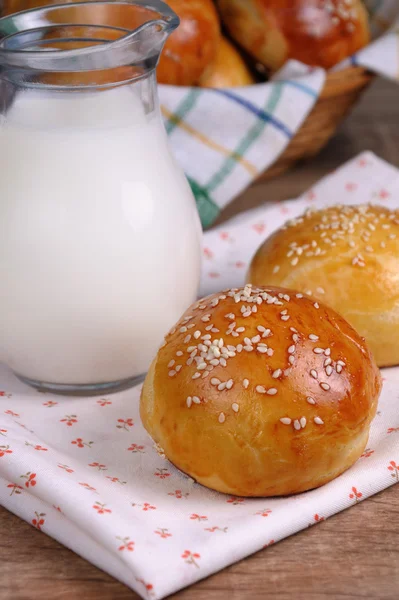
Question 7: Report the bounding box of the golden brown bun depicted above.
[248,204,399,368]
[157,0,221,86]
[140,285,381,497]
[217,0,370,71]
[199,37,256,88]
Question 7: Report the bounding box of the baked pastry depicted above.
[217,0,370,71]
[157,0,221,86]
[248,204,399,367]
[199,37,256,88]
[140,284,381,497]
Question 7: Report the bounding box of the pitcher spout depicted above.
[0,1,180,82]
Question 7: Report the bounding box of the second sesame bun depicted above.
[140,285,381,497]
[248,204,399,368]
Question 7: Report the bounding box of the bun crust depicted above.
[199,37,256,88]
[217,0,370,71]
[157,0,221,86]
[140,285,381,497]
[248,204,399,368]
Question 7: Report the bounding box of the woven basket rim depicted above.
[321,65,374,98]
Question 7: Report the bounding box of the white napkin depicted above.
[1,151,399,600]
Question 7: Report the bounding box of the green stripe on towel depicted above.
[164,89,201,135]
[204,82,284,194]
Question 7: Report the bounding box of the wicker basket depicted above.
[260,66,374,181]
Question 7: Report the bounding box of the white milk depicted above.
[0,85,202,385]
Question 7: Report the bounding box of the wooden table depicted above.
[1,77,399,600]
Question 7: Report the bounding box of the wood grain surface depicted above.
[1,77,399,600]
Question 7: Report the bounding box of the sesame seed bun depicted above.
[248,204,399,368]
[140,285,381,497]
[217,0,370,72]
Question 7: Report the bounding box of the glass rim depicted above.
[0,0,179,71]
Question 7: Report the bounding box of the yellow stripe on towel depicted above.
[161,105,259,177]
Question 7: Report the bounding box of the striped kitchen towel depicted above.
[159,0,399,228]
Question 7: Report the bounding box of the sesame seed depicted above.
[243,379,249,389]
[324,357,332,366]
[243,311,252,317]
[267,388,278,395]
[244,345,254,352]
[306,397,316,405]
[180,326,188,333]
[197,362,207,370]
[326,365,333,376]
[169,370,176,377]
[337,360,346,366]
[280,417,292,425]
[294,420,301,431]
[186,396,192,408]
[257,346,268,354]
[192,396,201,405]
[336,364,343,373]
[291,257,299,266]
[273,265,280,274]
[288,355,295,365]
[201,315,211,322]
[175,365,182,372]
[192,373,201,380]
[313,348,324,354]
[292,334,300,343]
[320,382,330,391]
[236,344,243,353]
[251,335,261,343]
[314,417,324,425]
[226,379,234,390]
[168,360,175,368]
[272,369,282,379]
[296,293,303,298]
[187,346,196,352]
[211,378,220,385]
[324,348,331,356]
[202,371,209,379]
[186,358,193,366]
[309,334,319,341]
[220,358,227,367]
[218,382,226,391]
[236,327,245,333]
[232,403,239,413]
[310,369,318,379]
[210,359,219,366]
[176,351,183,357]
[184,335,191,344]
[218,412,226,424]
[300,417,307,429]
[281,315,290,321]
[225,313,235,320]
[314,302,320,309]
[316,287,325,294]
[288,345,295,354]
[256,385,266,394]
[202,334,211,340]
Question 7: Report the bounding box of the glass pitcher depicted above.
[0,1,202,395]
